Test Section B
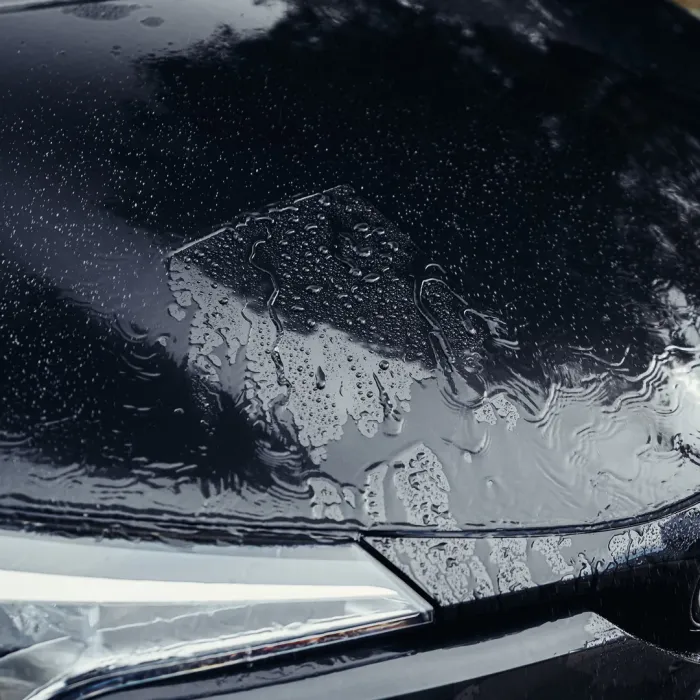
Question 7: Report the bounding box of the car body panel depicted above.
[5,0,700,696]
[4,0,700,539]
[104,612,700,700]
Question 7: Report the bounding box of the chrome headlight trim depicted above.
[0,532,432,700]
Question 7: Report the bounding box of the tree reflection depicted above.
[123,0,700,374]
[6,0,700,530]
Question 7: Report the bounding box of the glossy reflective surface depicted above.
[107,612,700,700]
[3,0,700,534]
[0,534,429,700]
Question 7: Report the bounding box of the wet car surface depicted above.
[4,0,700,696]
[4,0,700,537]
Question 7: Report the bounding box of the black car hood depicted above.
[2,0,700,539]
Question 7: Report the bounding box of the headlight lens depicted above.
[0,532,432,700]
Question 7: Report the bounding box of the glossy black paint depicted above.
[4,0,700,696]
[103,612,700,700]
[4,0,700,536]
[363,501,700,608]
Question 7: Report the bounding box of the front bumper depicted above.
[106,612,700,700]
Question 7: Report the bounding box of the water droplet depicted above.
[168,303,186,321]
[140,16,164,27]
[316,367,326,389]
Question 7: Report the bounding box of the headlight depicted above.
[0,531,432,700]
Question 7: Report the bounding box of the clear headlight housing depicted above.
[0,532,432,700]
